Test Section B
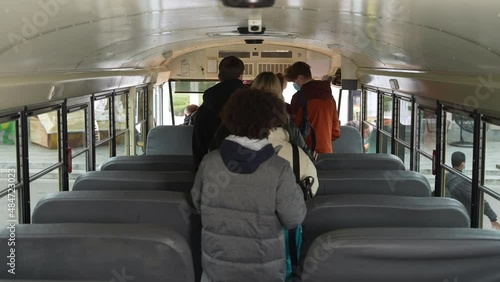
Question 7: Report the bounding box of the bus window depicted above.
[0,118,20,223]
[169,80,217,125]
[95,140,111,168]
[134,89,147,155]
[416,108,437,192]
[28,109,61,215]
[444,111,474,179]
[482,120,500,230]
[363,90,378,153]
[379,94,393,154]
[394,98,412,170]
[115,93,130,157]
[66,108,88,191]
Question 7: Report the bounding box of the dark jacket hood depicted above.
[202,79,245,114]
[300,80,333,99]
[219,140,275,174]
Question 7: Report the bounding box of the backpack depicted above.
[297,91,317,153]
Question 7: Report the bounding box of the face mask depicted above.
[293,82,301,91]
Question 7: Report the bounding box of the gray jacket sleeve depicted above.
[457,180,497,222]
[191,160,205,214]
[484,200,498,222]
[275,164,307,229]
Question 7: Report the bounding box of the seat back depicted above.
[302,228,500,282]
[146,125,193,155]
[100,155,194,172]
[332,126,363,153]
[302,195,469,256]
[0,223,194,282]
[316,153,405,170]
[316,170,431,197]
[32,191,201,281]
[73,171,195,193]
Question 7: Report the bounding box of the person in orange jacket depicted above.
[285,62,340,154]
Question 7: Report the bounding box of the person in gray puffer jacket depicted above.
[192,88,307,282]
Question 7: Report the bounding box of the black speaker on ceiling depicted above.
[222,0,275,8]
[245,39,264,44]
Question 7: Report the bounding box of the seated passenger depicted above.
[446,151,500,230]
[191,88,306,282]
[251,72,318,194]
[182,104,198,125]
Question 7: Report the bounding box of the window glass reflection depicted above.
[94,98,110,142]
[67,110,86,152]
[115,94,127,132]
[417,153,435,192]
[365,91,377,125]
[418,109,437,156]
[95,140,111,169]
[444,112,474,179]
[116,133,129,156]
[28,111,60,175]
[398,100,412,144]
[482,121,500,230]
[69,152,88,191]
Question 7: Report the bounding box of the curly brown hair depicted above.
[221,88,286,139]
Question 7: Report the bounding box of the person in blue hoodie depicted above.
[192,88,306,282]
[192,56,246,170]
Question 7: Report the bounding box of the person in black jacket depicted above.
[192,56,245,170]
[446,151,500,230]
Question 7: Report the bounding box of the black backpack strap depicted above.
[298,91,308,136]
[289,144,300,275]
[297,91,316,152]
[309,126,316,153]
[292,144,301,183]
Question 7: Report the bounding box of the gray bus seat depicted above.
[332,126,363,153]
[73,171,195,193]
[0,223,194,282]
[100,155,194,172]
[146,125,193,155]
[301,228,500,282]
[301,195,469,256]
[32,191,201,281]
[316,170,431,197]
[316,153,405,170]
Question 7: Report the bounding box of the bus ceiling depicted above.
[0,0,499,111]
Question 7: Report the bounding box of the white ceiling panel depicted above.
[0,0,499,76]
